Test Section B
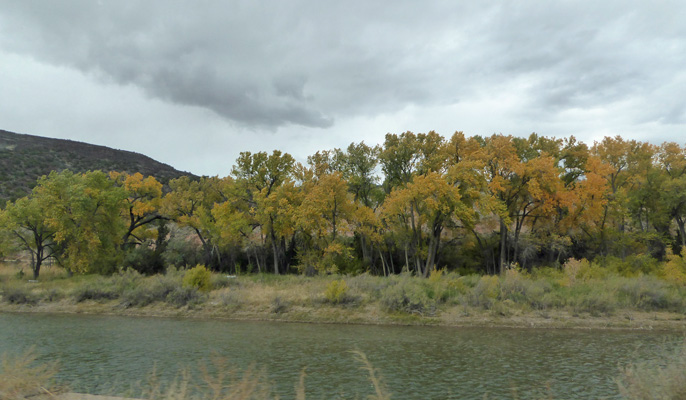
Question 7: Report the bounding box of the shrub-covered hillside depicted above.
[0,129,194,203]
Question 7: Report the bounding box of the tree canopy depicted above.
[3,133,686,278]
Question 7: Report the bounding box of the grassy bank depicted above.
[2,262,686,330]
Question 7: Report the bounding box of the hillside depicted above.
[0,129,195,203]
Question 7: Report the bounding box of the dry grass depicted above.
[3,343,686,399]
[134,352,387,400]
[351,350,391,400]
[0,261,69,282]
[617,340,686,400]
[0,348,391,399]
[0,348,62,399]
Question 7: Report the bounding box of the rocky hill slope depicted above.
[0,129,194,203]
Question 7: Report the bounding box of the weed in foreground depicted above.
[136,351,390,400]
[0,349,61,400]
[3,344,686,399]
[617,340,686,400]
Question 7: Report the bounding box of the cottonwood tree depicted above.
[231,150,296,274]
[296,168,356,273]
[382,171,472,276]
[161,175,229,270]
[35,170,128,274]
[109,172,164,249]
[1,196,60,279]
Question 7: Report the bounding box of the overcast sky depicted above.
[1,2,685,176]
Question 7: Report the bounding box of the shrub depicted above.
[161,232,202,269]
[445,276,469,297]
[425,269,464,304]
[121,275,179,307]
[123,245,165,276]
[182,265,212,292]
[2,286,39,305]
[71,279,119,303]
[324,279,349,304]
[459,274,482,288]
[660,250,686,285]
[271,296,288,314]
[427,268,445,284]
[601,254,661,277]
[347,273,387,300]
[571,289,617,316]
[469,275,501,309]
[166,286,204,308]
[380,278,435,315]
[618,276,683,311]
[41,289,63,302]
[219,291,243,308]
[210,274,237,289]
[111,269,144,293]
[561,258,587,286]
[298,243,356,274]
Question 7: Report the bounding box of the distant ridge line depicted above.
[0,129,195,203]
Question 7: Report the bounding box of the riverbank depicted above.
[2,265,686,331]
[2,299,686,331]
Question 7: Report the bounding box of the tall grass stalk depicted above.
[616,340,686,399]
[0,349,61,400]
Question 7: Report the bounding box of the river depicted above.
[0,313,682,399]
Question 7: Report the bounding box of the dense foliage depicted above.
[2,132,686,279]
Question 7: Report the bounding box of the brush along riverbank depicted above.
[2,263,686,330]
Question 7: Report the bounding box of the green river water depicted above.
[0,313,683,399]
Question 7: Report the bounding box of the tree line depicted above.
[2,132,685,279]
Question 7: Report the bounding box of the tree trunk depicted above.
[499,218,508,274]
[253,247,262,273]
[379,249,388,276]
[271,240,279,275]
[677,216,686,252]
[33,246,43,280]
[424,223,442,278]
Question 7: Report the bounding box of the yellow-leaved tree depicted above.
[382,171,473,277]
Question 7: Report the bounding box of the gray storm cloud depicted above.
[1,1,685,133]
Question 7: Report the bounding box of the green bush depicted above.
[41,289,63,302]
[182,265,212,292]
[271,296,288,314]
[161,232,202,268]
[166,286,204,308]
[618,276,683,311]
[500,271,555,310]
[469,275,501,309]
[1,286,39,305]
[111,269,144,293]
[570,289,617,316]
[324,279,349,304]
[380,278,435,315]
[123,245,165,276]
[120,275,180,307]
[600,255,661,277]
[210,273,236,289]
[71,278,119,302]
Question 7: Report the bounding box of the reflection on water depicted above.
[0,313,682,399]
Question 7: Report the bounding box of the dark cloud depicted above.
[1,0,685,161]
[0,1,490,129]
